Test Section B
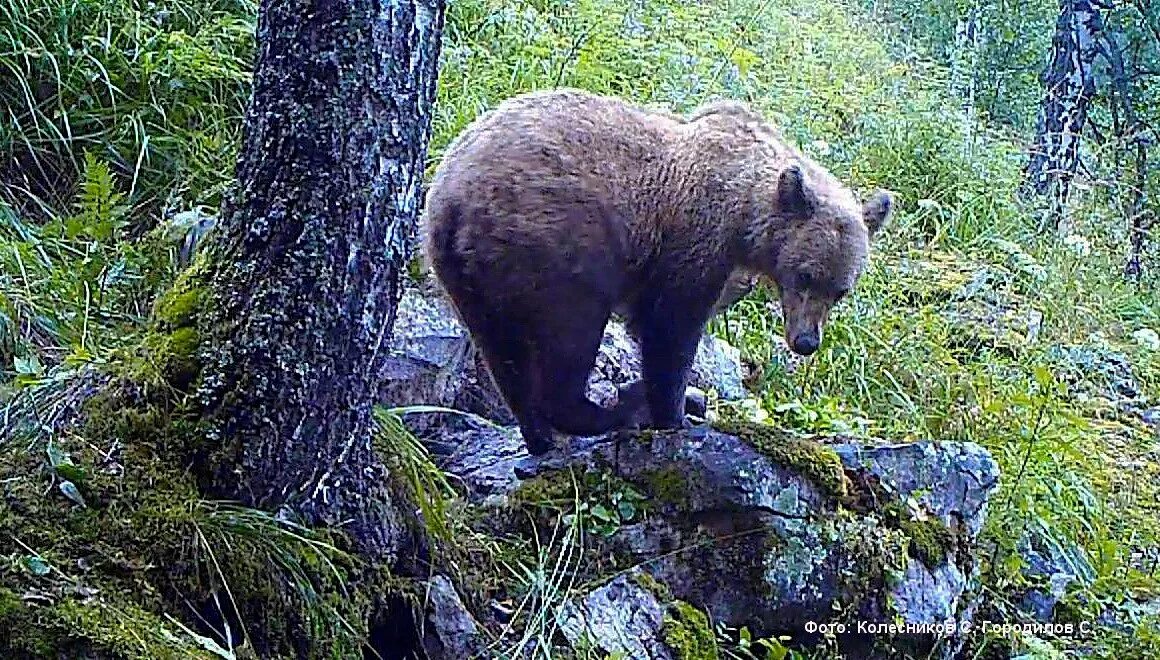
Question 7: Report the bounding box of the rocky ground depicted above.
[384,283,1009,659]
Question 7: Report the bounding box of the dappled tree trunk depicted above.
[1123,139,1152,280]
[1024,0,1104,227]
[189,0,446,558]
[951,3,982,153]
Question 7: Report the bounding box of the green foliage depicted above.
[0,0,254,221]
[859,0,1058,131]
[372,406,457,545]
[512,466,648,539]
[0,156,183,387]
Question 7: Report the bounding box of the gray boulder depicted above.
[433,422,1000,659]
[558,574,674,660]
[379,287,475,419]
[421,574,483,660]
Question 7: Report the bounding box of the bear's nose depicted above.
[791,333,820,356]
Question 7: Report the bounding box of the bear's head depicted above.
[746,163,892,356]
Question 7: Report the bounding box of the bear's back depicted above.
[431,90,683,207]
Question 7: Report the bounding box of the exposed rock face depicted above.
[421,574,483,660]
[418,418,1000,659]
[558,574,674,660]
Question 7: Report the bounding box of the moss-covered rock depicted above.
[663,600,719,660]
[713,418,849,498]
[881,502,955,569]
[637,466,691,509]
[632,569,674,602]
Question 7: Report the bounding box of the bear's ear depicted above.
[863,190,893,238]
[777,165,812,216]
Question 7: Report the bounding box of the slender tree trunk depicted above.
[951,2,982,155]
[1123,139,1152,280]
[190,0,446,558]
[1101,28,1154,280]
[1024,0,1104,229]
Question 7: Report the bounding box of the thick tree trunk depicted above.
[191,0,446,559]
[1024,0,1104,228]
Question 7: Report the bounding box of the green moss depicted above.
[714,419,848,498]
[124,323,202,389]
[829,510,910,615]
[631,570,673,602]
[662,600,719,660]
[155,287,204,328]
[636,466,689,509]
[881,502,954,569]
[509,468,588,511]
[52,598,216,659]
[1,363,374,658]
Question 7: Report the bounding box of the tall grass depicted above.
[0,0,254,222]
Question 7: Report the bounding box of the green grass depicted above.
[1,0,1158,656]
[0,0,254,221]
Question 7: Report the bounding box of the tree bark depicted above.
[1024,0,1104,228]
[1101,27,1155,280]
[951,2,982,154]
[190,0,446,559]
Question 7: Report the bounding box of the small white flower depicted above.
[1133,328,1160,351]
[1063,234,1091,257]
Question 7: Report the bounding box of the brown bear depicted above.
[423,89,891,455]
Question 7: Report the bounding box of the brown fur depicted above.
[423,89,891,454]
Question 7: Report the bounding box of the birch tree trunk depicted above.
[1025,0,1104,228]
[188,0,446,558]
[951,2,982,155]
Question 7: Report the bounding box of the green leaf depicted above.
[55,463,87,484]
[590,503,613,522]
[164,614,237,659]
[1033,365,1054,389]
[617,500,637,521]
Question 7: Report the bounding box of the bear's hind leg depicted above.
[466,310,556,455]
